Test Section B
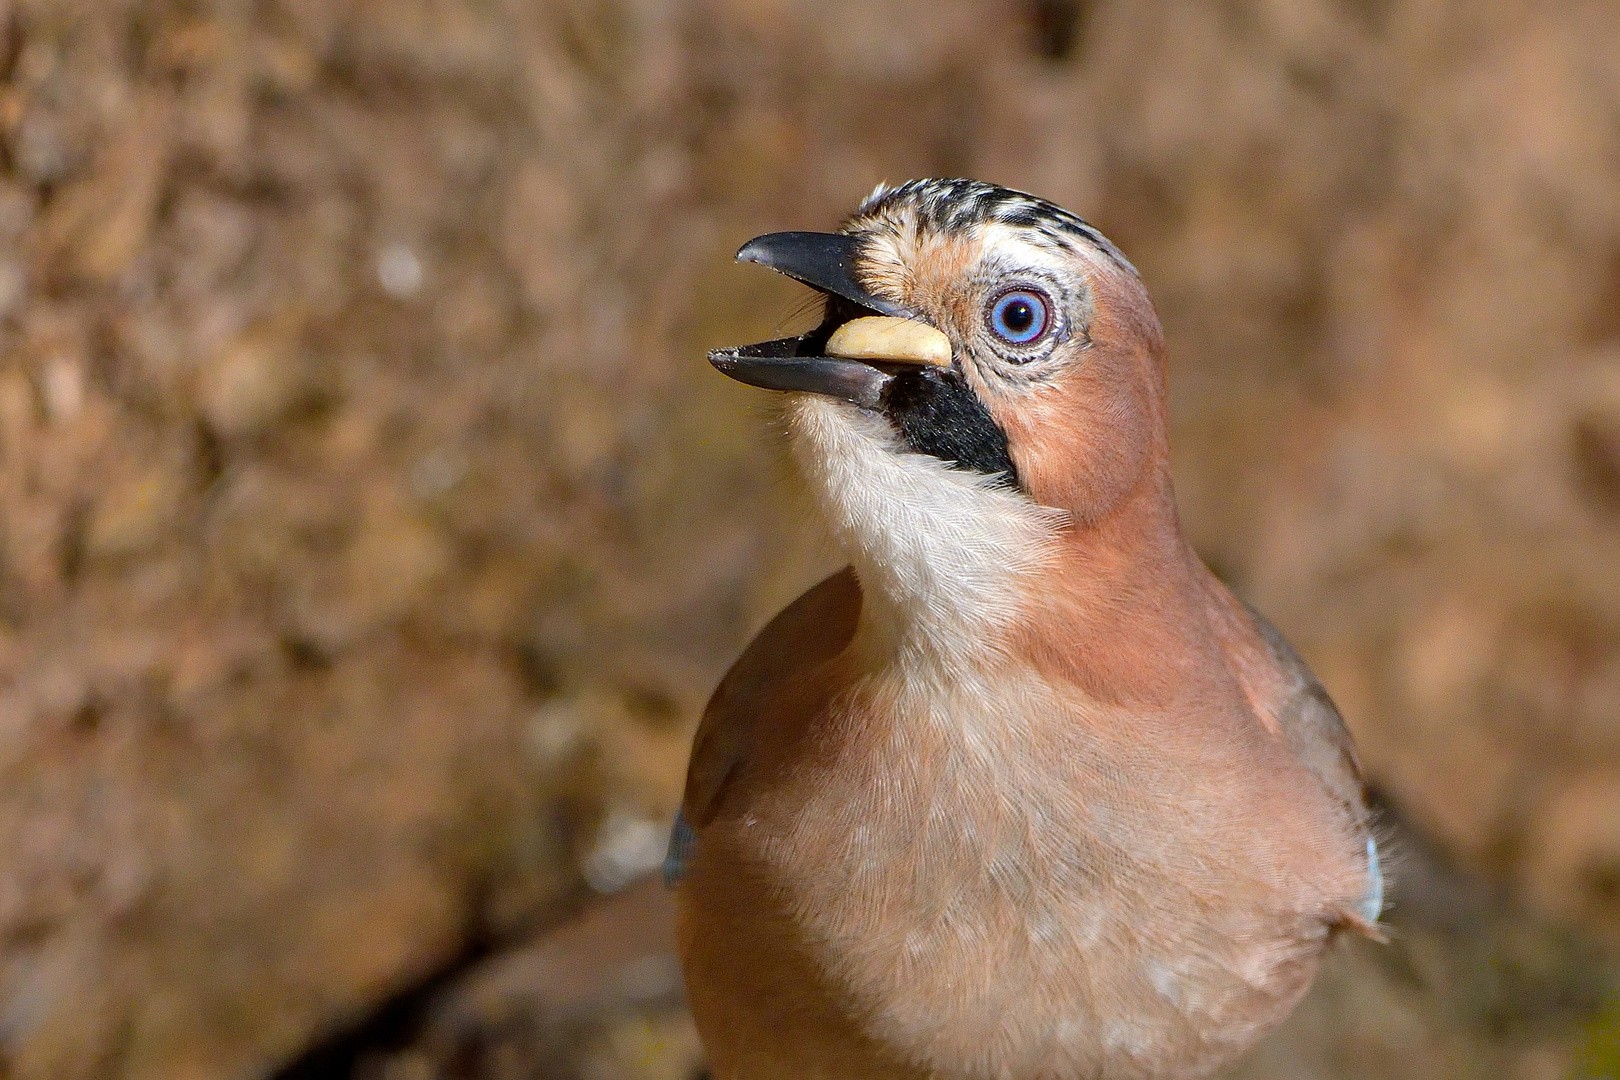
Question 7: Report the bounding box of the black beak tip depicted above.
[734,237,772,266]
[726,231,905,317]
[705,340,891,409]
[734,232,832,274]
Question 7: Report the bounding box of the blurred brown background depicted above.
[0,0,1618,1078]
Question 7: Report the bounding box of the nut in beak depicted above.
[825,316,951,368]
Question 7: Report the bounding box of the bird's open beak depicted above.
[709,231,952,408]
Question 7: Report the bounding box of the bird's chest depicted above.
[744,672,1324,1080]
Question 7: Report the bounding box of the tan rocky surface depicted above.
[0,1,1617,1078]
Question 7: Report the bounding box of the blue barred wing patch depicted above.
[663,811,697,886]
[1360,836,1385,925]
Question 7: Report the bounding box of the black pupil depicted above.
[1003,298,1035,333]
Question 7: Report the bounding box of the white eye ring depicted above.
[986,288,1052,346]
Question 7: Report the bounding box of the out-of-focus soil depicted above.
[0,1,1617,1078]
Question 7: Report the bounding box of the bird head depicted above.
[710,180,1182,654]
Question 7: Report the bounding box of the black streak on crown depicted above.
[883,368,1018,487]
[856,178,1138,278]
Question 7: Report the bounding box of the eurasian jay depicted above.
[665,179,1383,1080]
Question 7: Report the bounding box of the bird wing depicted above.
[1222,591,1384,930]
[1240,601,1368,823]
[665,568,862,883]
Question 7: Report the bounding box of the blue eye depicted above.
[987,289,1051,345]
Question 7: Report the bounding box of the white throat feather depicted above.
[782,395,1066,665]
